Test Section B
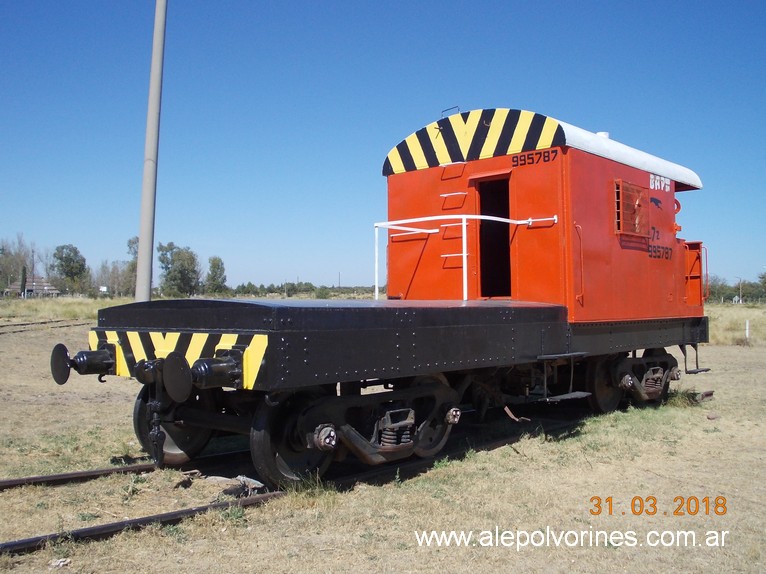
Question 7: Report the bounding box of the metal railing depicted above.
[374,213,558,301]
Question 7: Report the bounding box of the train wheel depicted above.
[250,392,333,489]
[133,386,215,466]
[412,373,453,458]
[586,358,623,414]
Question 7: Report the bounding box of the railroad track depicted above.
[0,319,91,336]
[0,463,157,492]
[0,449,255,493]
[0,491,286,554]
[0,408,586,555]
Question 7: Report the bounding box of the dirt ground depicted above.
[0,322,764,573]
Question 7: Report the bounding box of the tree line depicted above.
[0,234,359,299]
[708,274,766,304]
[0,234,226,298]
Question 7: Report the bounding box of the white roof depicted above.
[383,108,702,191]
[558,120,702,190]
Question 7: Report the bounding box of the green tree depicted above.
[157,242,201,297]
[0,234,33,289]
[741,279,763,303]
[204,256,228,295]
[234,281,258,296]
[707,275,734,303]
[315,286,331,299]
[91,259,133,297]
[53,243,90,294]
[123,236,139,296]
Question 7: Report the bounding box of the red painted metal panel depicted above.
[385,144,704,323]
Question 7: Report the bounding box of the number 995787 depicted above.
[511,149,558,168]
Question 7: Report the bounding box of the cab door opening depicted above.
[478,179,511,297]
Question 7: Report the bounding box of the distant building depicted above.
[3,276,60,298]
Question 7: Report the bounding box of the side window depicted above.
[614,180,650,237]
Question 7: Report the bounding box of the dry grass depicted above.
[0,297,132,322]
[0,311,763,572]
[705,303,766,346]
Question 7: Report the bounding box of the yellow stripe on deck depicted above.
[149,332,181,358]
[105,330,130,377]
[127,332,147,363]
[216,333,239,352]
[88,331,99,352]
[185,333,209,366]
[243,334,269,390]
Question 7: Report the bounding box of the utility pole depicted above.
[135,0,168,301]
[736,276,742,304]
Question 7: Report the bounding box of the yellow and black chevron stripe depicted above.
[382,108,566,176]
[89,329,268,391]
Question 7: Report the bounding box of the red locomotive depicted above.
[52,108,708,488]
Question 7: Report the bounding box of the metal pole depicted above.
[461,217,468,300]
[374,226,379,300]
[135,0,168,301]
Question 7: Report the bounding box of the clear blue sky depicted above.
[2,1,764,288]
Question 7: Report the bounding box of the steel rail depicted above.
[0,449,254,493]
[0,491,285,555]
[0,319,73,329]
[0,320,91,336]
[0,464,157,492]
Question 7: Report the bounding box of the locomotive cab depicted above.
[379,108,706,326]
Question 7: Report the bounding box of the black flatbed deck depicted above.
[94,299,706,391]
[98,298,566,331]
[96,299,568,390]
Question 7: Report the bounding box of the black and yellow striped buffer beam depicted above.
[382,108,566,176]
[89,329,268,391]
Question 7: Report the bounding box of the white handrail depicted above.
[374,213,558,300]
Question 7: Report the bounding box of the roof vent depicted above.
[596,131,610,138]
